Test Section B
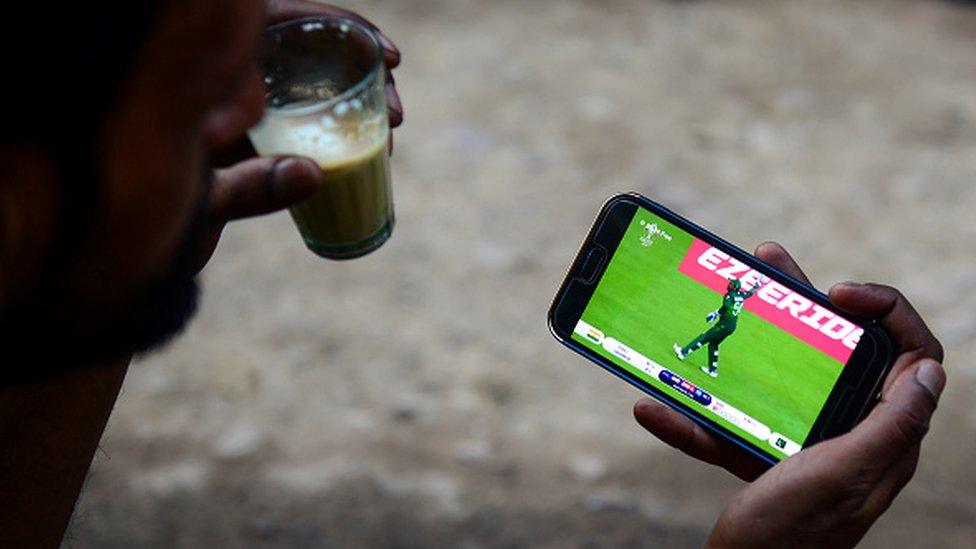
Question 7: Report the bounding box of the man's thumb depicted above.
[210,156,322,222]
[854,359,945,460]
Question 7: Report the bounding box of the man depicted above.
[674,276,768,377]
[0,1,400,545]
[0,2,944,548]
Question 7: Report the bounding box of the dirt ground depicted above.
[68,0,976,547]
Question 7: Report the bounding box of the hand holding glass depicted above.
[249,16,394,260]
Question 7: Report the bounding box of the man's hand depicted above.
[268,0,403,127]
[193,156,322,271]
[706,311,719,323]
[633,241,945,548]
[198,2,403,270]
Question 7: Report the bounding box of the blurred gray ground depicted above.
[69,0,976,547]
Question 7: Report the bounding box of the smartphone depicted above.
[548,193,894,466]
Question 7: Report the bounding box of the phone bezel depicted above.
[548,193,894,467]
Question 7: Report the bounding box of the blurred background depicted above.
[70,0,976,546]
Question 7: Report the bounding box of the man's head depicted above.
[727,278,742,292]
[0,0,267,378]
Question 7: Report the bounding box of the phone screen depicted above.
[571,208,864,459]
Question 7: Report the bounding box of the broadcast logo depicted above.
[638,220,673,248]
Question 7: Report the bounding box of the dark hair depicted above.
[2,3,160,145]
[2,3,162,280]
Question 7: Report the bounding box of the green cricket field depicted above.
[572,212,844,447]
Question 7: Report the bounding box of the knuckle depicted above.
[891,406,930,446]
[831,476,875,516]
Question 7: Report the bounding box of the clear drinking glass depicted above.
[248,16,393,260]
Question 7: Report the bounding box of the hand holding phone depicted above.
[550,194,944,546]
[636,242,945,547]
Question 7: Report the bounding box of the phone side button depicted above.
[578,248,606,284]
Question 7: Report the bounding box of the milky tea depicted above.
[249,98,392,259]
[249,17,393,260]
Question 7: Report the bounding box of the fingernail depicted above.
[377,33,399,55]
[386,83,402,115]
[635,398,660,411]
[915,359,946,400]
[830,281,863,296]
[272,158,321,199]
[273,157,318,181]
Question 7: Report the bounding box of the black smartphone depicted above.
[549,193,894,466]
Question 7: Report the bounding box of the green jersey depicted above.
[716,285,760,327]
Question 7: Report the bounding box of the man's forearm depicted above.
[0,358,130,547]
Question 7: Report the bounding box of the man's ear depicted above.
[0,145,62,306]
